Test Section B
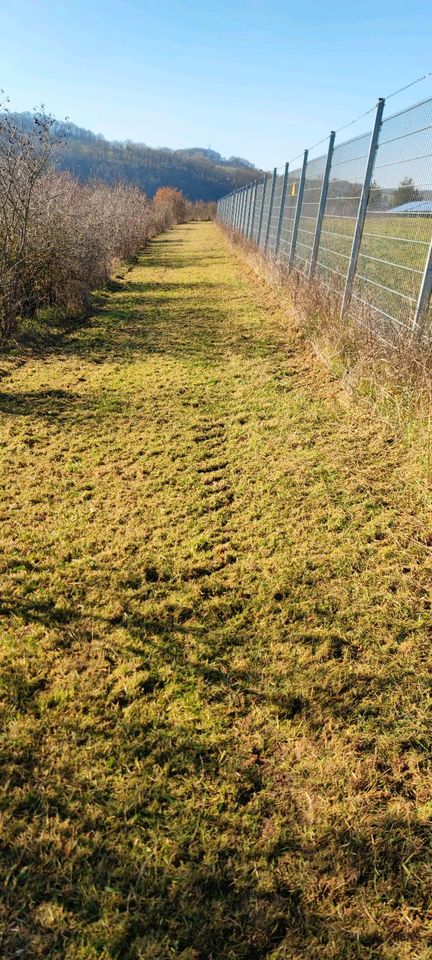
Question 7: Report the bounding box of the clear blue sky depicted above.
[1,0,431,169]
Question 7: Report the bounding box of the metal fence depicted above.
[217,95,432,340]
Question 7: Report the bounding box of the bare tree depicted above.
[0,102,58,336]
[0,100,180,341]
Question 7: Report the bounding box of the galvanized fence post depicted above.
[257,175,269,247]
[241,188,247,232]
[249,181,258,240]
[242,186,250,235]
[275,162,289,258]
[309,131,335,278]
[412,235,432,337]
[235,190,241,230]
[264,167,278,253]
[289,150,308,267]
[237,189,243,230]
[341,98,385,315]
[230,192,235,228]
[246,182,254,238]
[240,187,246,234]
[246,186,252,234]
[241,187,248,233]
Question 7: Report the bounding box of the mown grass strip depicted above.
[1,222,432,959]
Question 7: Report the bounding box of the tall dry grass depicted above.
[223,224,432,495]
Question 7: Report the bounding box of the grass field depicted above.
[1,221,432,959]
[316,213,432,324]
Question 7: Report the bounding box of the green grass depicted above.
[1,222,432,958]
[316,213,432,323]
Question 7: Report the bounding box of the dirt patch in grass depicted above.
[1,222,432,958]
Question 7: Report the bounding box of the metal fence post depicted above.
[257,175,268,247]
[275,162,289,258]
[249,181,258,240]
[264,167,278,253]
[289,150,308,267]
[235,190,241,230]
[242,186,250,235]
[412,235,432,337]
[241,187,247,233]
[234,190,241,230]
[310,131,335,278]
[243,183,253,237]
[236,190,243,230]
[241,188,247,233]
[246,182,255,238]
[341,97,385,315]
[240,187,246,234]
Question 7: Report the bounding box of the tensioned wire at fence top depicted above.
[217,94,432,340]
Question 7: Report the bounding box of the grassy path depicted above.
[1,222,432,959]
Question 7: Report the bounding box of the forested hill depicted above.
[7,114,261,200]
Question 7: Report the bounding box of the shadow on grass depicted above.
[1,577,432,957]
[0,388,86,419]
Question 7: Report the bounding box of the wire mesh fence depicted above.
[217,94,432,340]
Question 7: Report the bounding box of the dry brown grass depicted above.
[224,226,432,500]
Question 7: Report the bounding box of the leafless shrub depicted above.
[0,103,173,340]
[154,187,187,224]
[185,200,216,221]
[0,103,58,337]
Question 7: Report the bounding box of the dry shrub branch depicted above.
[0,106,174,340]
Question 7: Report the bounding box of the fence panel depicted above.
[315,131,372,293]
[216,93,432,339]
[277,165,302,263]
[258,176,271,249]
[266,171,285,256]
[250,181,264,242]
[351,98,432,335]
[293,151,328,273]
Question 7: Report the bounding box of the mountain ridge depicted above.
[5,112,261,201]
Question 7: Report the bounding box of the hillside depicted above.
[5,113,261,201]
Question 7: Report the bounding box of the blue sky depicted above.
[1,0,431,169]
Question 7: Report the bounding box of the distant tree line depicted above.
[322,176,426,217]
[3,113,260,202]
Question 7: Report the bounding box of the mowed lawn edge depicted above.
[1,221,432,959]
